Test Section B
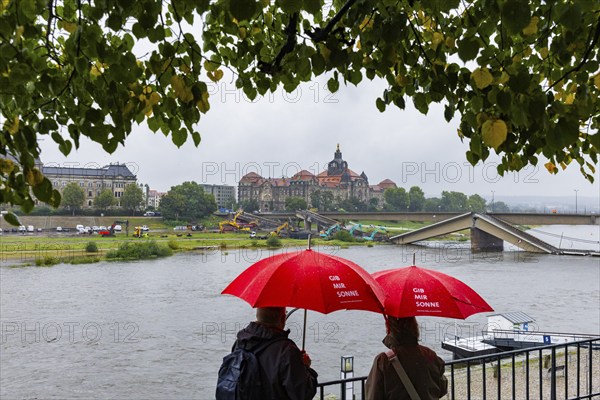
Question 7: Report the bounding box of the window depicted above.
[88,200,92,206]
[88,191,92,197]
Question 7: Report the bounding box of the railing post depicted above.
[550,347,557,400]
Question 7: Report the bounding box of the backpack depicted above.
[216,338,285,400]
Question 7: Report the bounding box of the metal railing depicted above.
[316,337,599,400]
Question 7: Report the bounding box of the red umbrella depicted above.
[373,265,493,319]
[222,248,386,314]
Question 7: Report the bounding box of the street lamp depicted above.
[491,190,495,213]
[574,189,579,214]
[340,355,354,399]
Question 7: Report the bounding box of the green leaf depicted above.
[589,133,600,149]
[457,38,479,62]
[278,0,302,13]
[496,90,511,112]
[376,98,386,112]
[560,3,582,32]
[3,212,21,227]
[191,131,201,146]
[327,77,339,93]
[500,0,531,35]
[32,178,53,202]
[229,0,258,21]
[172,128,187,147]
[303,0,322,14]
[59,140,73,156]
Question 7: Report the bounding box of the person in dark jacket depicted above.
[233,307,318,400]
[366,316,447,400]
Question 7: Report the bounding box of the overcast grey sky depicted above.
[39,75,599,200]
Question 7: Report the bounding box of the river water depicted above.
[1,229,599,399]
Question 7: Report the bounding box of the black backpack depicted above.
[216,338,285,400]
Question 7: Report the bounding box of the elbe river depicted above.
[1,226,598,399]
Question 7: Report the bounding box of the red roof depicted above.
[378,179,397,189]
[240,172,264,183]
[292,170,316,181]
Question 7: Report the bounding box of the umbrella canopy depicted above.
[222,249,386,314]
[373,265,493,319]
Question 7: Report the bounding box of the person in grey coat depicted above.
[366,316,448,400]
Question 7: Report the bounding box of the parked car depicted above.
[99,226,107,231]
[113,225,122,232]
[141,225,149,232]
[143,211,155,217]
[92,226,99,232]
[18,225,26,233]
[27,225,34,232]
[56,226,63,232]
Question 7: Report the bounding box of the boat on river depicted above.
[442,311,599,360]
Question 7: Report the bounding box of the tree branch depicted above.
[306,0,357,42]
[258,13,298,75]
[547,16,600,92]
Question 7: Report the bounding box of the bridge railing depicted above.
[316,337,600,400]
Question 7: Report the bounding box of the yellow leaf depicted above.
[251,27,261,36]
[481,119,508,150]
[594,74,600,90]
[539,47,548,59]
[63,21,77,33]
[90,63,102,77]
[204,60,219,72]
[320,45,331,62]
[544,162,558,173]
[25,168,44,186]
[196,91,210,113]
[238,27,247,40]
[359,17,373,31]
[208,69,224,82]
[170,75,194,103]
[497,71,509,85]
[564,93,575,105]
[180,64,190,74]
[395,74,409,87]
[1,0,9,14]
[149,92,160,105]
[5,116,19,134]
[522,16,539,36]
[431,32,443,51]
[0,158,15,174]
[471,68,493,90]
[445,36,455,49]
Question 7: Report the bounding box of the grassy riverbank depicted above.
[0,229,390,267]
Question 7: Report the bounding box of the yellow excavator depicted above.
[219,210,253,233]
[270,222,289,237]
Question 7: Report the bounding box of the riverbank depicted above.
[0,231,390,266]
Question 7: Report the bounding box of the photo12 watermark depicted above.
[1,321,140,345]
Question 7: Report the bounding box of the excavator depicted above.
[363,226,388,242]
[99,220,129,237]
[348,223,363,237]
[270,222,289,237]
[219,210,257,233]
[319,223,341,238]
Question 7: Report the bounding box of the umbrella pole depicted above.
[302,309,307,351]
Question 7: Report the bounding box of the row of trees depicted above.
[57,181,218,221]
[240,187,510,213]
[60,183,145,215]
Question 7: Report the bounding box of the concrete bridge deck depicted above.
[389,212,598,256]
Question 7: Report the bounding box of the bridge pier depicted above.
[471,228,503,252]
